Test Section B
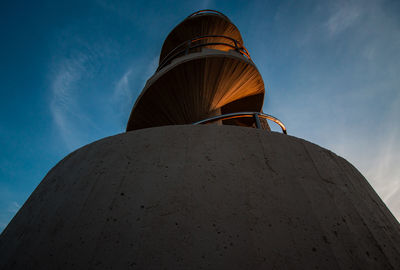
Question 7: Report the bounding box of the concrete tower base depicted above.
[1,125,399,269]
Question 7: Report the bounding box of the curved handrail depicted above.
[188,10,229,20]
[158,35,251,71]
[192,112,287,134]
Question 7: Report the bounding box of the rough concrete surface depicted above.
[0,125,399,269]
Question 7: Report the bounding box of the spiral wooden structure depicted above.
[127,10,267,131]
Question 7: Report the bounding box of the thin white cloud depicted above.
[111,67,135,124]
[112,55,159,123]
[8,201,20,214]
[114,56,158,101]
[50,54,86,150]
[114,68,134,102]
[50,53,100,151]
[147,56,159,76]
[325,2,361,37]
[200,0,213,9]
[364,95,400,218]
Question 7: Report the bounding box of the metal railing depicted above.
[158,35,251,71]
[192,112,287,134]
[188,9,229,20]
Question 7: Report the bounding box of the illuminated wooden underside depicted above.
[160,14,243,63]
[127,53,264,131]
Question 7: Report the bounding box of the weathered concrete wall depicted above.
[1,125,399,269]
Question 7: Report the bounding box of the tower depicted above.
[1,10,399,270]
[126,9,286,133]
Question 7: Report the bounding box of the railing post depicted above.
[254,113,261,129]
[233,39,240,53]
[185,40,191,55]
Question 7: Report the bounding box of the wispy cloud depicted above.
[364,95,400,218]
[200,0,213,9]
[8,201,20,214]
[114,69,134,102]
[112,56,159,123]
[112,68,135,122]
[0,201,21,232]
[49,52,100,151]
[50,54,86,151]
[325,1,362,37]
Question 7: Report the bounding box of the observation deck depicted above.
[126,10,280,132]
[159,10,243,64]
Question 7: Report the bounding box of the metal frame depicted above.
[188,9,229,20]
[158,35,251,71]
[192,111,287,134]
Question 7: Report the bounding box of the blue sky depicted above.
[0,0,399,231]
